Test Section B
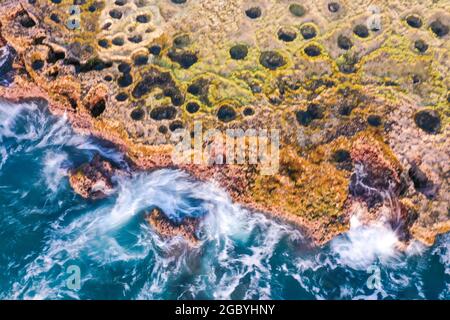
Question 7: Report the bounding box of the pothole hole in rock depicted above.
[89,99,106,118]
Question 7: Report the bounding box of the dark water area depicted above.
[0,46,15,87]
[0,100,448,300]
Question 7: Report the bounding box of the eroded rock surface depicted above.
[146,208,200,245]
[69,154,118,200]
[0,0,448,246]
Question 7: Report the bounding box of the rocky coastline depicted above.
[0,0,448,247]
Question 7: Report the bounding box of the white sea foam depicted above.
[0,144,7,170]
[330,216,399,270]
[0,100,125,166]
[42,151,70,193]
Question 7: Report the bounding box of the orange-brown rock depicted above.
[69,154,116,200]
[146,208,200,246]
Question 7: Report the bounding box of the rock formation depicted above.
[69,154,117,200]
[146,208,200,245]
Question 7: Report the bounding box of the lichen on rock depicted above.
[0,0,448,247]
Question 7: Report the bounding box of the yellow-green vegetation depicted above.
[252,146,349,220]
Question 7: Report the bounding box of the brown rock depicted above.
[69,154,116,200]
[349,136,402,208]
[146,208,200,245]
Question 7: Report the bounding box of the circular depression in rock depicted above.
[328,2,340,13]
[128,35,143,44]
[414,39,428,53]
[289,4,305,17]
[131,108,145,121]
[158,125,168,134]
[243,107,255,116]
[304,45,321,57]
[430,20,449,38]
[217,105,237,123]
[112,37,125,46]
[300,24,317,40]
[173,34,190,48]
[406,15,422,28]
[116,92,128,102]
[229,44,248,60]
[134,54,148,66]
[367,114,382,127]
[186,102,200,114]
[50,13,60,23]
[259,51,286,70]
[118,73,133,87]
[296,103,324,126]
[109,9,123,20]
[31,59,44,70]
[337,35,353,50]
[90,100,106,118]
[332,149,351,163]
[169,121,184,132]
[306,103,324,119]
[353,24,369,38]
[168,50,198,69]
[136,14,150,23]
[414,110,441,134]
[278,27,297,42]
[296,110,312,126]
[149,45,162,56]
[150,106,177,121]
[245,7,262,19]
